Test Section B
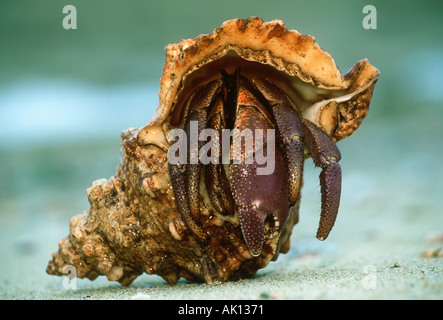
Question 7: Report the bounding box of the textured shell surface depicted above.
[47,17,379,285]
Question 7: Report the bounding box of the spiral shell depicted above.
[47,17,379,285]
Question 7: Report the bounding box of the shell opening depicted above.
[169,52,347,127]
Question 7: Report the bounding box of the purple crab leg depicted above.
[302,119,342,241]
[252,77,305,206]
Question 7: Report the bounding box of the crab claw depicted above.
[302,119,342,241]
[237,207,266,257]
[230,77,289,256]
[231,149,289,256]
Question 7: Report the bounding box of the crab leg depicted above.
[169,80,221,241]
[205,97,235,215]
[252,77,305,206]
[302,119,342,241]
[185,80,223,221]
[169,89,208,241]
[185,108,208,220]
[169,164,208,241]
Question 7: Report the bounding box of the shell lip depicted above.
[137,17,380,147]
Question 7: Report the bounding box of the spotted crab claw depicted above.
[302,119,342,241]
[229,76,289,256]
[231,144,289,256]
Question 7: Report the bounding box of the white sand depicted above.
[1,165,442,300]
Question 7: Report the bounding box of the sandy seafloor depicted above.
[0,90,442,300]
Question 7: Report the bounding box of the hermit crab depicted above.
[47,17,379,285]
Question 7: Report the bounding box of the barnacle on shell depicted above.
[47,17,379,285]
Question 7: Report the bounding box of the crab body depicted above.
[169,69,342,257]
[47,17,379,285]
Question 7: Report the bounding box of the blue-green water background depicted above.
[0,0,442,295]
